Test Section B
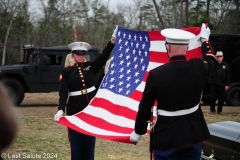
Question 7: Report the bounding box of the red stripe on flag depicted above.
[148,30,165,41]
[149,51,169,63]
[75,112,134,134]
[129,90,158,106]
[142,72,149,82]
[58,117,135,144]
[181,27,201,36]
[186,48,202,60]
[90,98,137,120]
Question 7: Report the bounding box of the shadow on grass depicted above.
[18,103,57,107]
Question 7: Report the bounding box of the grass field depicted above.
[3,93,240,160]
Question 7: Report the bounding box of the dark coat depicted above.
[58,41,114,115]
[209,61,230,86]
[134,41,217,150]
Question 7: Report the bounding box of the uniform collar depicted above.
[169,55,187,62]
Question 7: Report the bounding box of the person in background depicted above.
[0,83,18,157]
[54,27,117,160]
[209,51,230,115]
[56,56,63,65]
[130,23,217,159]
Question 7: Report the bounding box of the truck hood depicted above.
[0,64,37,75]
[0,63,35,69]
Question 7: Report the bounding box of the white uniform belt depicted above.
[157,104,199,116]
[69,86,96,96]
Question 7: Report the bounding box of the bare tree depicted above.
[68,0,78,41]
[152,0,165,29]
[0,0,23,65]
[179,0,184,27]
[206,0,211,18]
[185,0,189,26]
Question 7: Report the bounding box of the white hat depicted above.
[216,51,223,56]
[161,29,195,44]
[68,42,91,54]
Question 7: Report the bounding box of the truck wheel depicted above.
[225,87,240,106]
[2,78,25,106]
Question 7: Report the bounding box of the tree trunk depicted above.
[206,0,211,18]
[152,0,165,29]
[234,0,240,22]
[196,0,199,23]
[234,0,239,12]
[24,0,30,43]
[185,0,189,26]
[2,19,13,65]
[179,0,184,27]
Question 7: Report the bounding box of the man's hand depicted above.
[54,110,64,121]
[225,86,229,91]
[130,130,141,142]
[200,23,211,41]
[110,37,116,44]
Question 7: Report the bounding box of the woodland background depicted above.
[0,0,240,65]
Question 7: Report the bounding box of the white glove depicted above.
[200,23,211,40]
[54,110,64,121]
[112,25,118,38]
[130,130,141,142]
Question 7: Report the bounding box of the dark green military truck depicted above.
[0,44,104,106]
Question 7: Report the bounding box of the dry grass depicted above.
[3,93,240,160]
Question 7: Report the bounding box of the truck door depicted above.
[41,53,63,89]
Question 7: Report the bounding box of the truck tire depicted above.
[225,87,240,106]
[2,78,25,106]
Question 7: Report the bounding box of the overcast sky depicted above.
[29,0,132,14]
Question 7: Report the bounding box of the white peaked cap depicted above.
[161,29,196,44]
[68,42,91,51]
[216,51,223,56]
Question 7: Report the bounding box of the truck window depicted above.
[56,56,63,65]
[87,51,96,62]
[86,54,90,61]
[32,51,40,64]
[43,54,64,65]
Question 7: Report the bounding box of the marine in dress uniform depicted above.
[208,51,230,114]
[54,29,116,160]
[130,24,217,160]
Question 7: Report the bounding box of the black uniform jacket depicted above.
[58,41,114,115]
[208,61,230,86]
[134,41,217,150]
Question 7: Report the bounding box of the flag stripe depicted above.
[62,115,132,136]
[75,112,134,134]
[148,31,165,41]
[89,98,137,120]
[149,51,169,63]
[59,117,134,143]
[93,89,139,111]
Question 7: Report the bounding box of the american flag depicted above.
[58,26,202,144]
